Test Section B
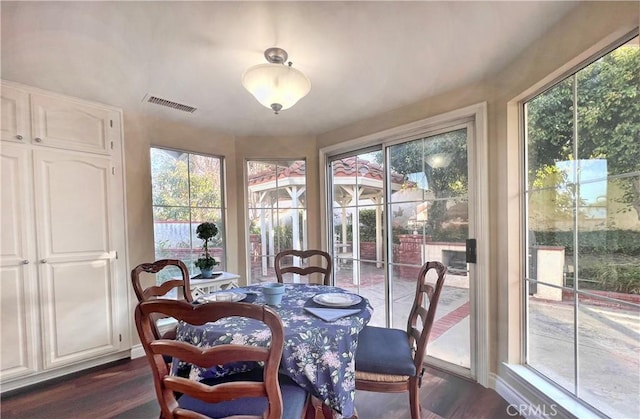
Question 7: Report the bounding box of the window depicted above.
[150,148,226,280]
[246,160,307,283]
[523,34,639,417]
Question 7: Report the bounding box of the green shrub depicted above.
[533,229,640,256]
[431,224,468,242]
[581,263,640,294]
[359,209,378,242]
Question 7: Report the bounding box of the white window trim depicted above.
[319,102,489,386]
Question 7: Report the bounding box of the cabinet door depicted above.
[1,84,30,143]
[0,145,39,380]
[30,92,116,155]
[33,148,122,369]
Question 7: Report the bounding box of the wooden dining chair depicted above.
[274,249,333,286]
[131,259,192,340]
[135,299,309,419]
[354,261,447,419]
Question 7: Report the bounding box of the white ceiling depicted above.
[1,1,578,137]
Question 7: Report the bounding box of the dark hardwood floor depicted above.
[1,357,516,419]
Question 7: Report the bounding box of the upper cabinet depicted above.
[1,81,119,155]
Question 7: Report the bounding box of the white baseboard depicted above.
[130,344,145,359]
[492,372,542,419]
[1,351,130,393]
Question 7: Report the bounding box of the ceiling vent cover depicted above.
[146,95,197,113]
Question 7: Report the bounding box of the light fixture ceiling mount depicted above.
[241,47,311,115]
[264,47,288,64]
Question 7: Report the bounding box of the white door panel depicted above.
[0,266,38,379]
[0,145,38,380]
[33,149,111,259]
[1,147,29,261]
[33,148,120,368]
[40,260,116,368]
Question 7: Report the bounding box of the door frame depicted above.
[319,102,489,385]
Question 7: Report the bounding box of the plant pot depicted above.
[200,268,214,278]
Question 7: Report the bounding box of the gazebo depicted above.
[247,157,405,283]
[247,161,307,277]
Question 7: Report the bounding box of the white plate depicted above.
[199,291,246,303]
[312,293,361,308]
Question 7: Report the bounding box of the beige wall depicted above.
[316,1,639,376]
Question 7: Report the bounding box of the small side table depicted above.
[189,271,240,299]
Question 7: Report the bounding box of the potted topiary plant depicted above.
[194,222,220,278]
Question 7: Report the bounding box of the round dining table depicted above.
[174,283,373,418]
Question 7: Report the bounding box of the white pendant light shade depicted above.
[241,48,311,114]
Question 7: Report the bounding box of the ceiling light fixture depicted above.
[241,47,311,114]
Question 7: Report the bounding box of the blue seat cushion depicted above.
[178,369,307,419]
[355,326,417,376]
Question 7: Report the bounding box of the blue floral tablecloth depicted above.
[174,283,372,418]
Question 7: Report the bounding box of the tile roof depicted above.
[248,157,405,186]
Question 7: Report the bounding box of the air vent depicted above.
[146,95,197,113]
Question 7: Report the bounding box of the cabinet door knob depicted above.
[40,259,47,263]
[22,260,29,264]
[16,134,23,140]
[34,137,43,143]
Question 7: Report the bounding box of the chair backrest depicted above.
[131,259,193,340]
[274,249,333,286]
[135,299,285,419]
[407,261,447,371]
[131,259,193,304]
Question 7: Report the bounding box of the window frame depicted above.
[149,146,227,274]
[519,30,639,417]
[244,158,309,284]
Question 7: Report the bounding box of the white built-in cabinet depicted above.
[0,80,129,390]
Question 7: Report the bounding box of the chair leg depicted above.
[309,396,358,419]
[311,396,330,419]
[409,378,421,419]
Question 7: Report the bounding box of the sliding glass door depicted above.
[327,122,476,376]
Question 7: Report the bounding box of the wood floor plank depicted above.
[1,358,516,419]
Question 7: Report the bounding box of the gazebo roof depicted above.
[248,160,306,189]
[248,157,406,202]
[331,156,405,185]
